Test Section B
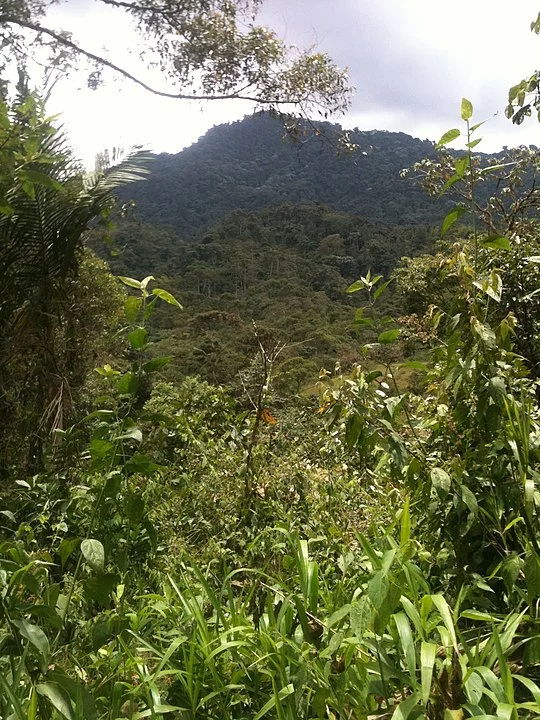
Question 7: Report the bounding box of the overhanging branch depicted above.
[0,14,299,105]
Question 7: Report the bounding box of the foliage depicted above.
[0,89,150,471]
[97,202,435,387]
[118,113,450,236]
[6,69,540,720]
[0,0,351,118]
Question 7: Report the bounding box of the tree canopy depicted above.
[0,0,352,118]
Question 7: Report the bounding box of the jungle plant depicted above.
[0,88,151,472]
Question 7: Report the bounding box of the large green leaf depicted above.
[36,682,74,720]
[81,539,105,572]
[431,467,451,495]
[436,128,460,148]
[12,619,50,664]
[461,97,473,120]
[153,287,183,308]
[420,642,437,703]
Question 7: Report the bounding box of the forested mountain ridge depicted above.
[122,113,453,235]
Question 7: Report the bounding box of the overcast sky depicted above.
[43,0,540,165]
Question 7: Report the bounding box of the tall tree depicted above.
[0,91,146,470]
[0,0,352,118]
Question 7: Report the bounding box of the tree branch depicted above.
[0,14,300,105]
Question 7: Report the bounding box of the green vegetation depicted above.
[119,113,450,235]
[5,14,540,719]
[99,203,436,385]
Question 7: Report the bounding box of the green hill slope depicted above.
[102,203,436,386]
[122,113,451,235]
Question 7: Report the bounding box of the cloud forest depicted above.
[3,3,540,720]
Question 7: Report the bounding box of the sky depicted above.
[40,0,540,166]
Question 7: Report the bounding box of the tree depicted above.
[0,0,352,118]
[505,11,540,124]
[0,90,146,470]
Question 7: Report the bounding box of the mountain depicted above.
[122,113,452,236]
[100,114,468,387]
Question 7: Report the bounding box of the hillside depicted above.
[123,113,453,235]
[101,204,436,386]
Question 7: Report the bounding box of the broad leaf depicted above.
[441,206,467,234]
[118,276,142,290]
[461,97,473,120]
[431,467,451,495]
[481,236,511,251]
[81,539,105,572]
[436,128,460,148]
[12,619,50,664]
[128,327,148,349]
[36,682,74,720]
[153,287,183,308]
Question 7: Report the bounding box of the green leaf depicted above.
[461,98,473,120]
[393,612,416,683]
[399,361,428,371]
[125,453,161,476]
[46,671,97,720]
[124,296,142,322]
[524,550,540,609]
[253,684,294,720]
[82,573,120,606]
[439,173,461,196]
[89,437,114,463]
[460,485,478,516]
[326,604,351,628]
[350,596,372,639]
[378,329,400,344]
[153,287,183,308]
[441,206,467,234]
[431,594,458,652]
[479,163,515,177]
[347,279,365,293]
[117,425,143,443]
[81,539,105,572]
[143,356,172,372]
[374,279,392,301]
[390,692,420,720]
[467,138,482,149]
[368,570,389,609]
[117,372,138,395]
[58,538,80,568]
[464,670,484,705]
[421,642,437,703]
[128,327,148,349]
[12,619,50,663]
[37,682,75,720]
[0,671,27,719]
[454,156,468,178]
[436,128,460,148]
[118,276,142,290]
[400,497,410,548]
[431,467,451,495]
[22,169,64,191]
[140,275,155,290]
[481,236,511,251]
[126,494,145,523]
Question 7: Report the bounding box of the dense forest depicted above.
[4,2,540,719]
[98,203,436,385]
[120,113,451,235]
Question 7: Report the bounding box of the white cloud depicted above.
[38,0,540,162]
